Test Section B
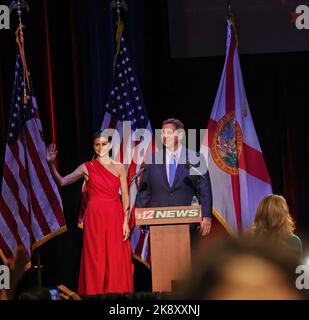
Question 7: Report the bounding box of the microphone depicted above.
[130,164,147,184]
[186,161,208,181]
[185,160,193,170]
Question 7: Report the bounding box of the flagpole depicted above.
[10,0,44,290]
[227,0,232,18]
[10,0,30,20]
[111,0,128,76]
[110,0,128,17]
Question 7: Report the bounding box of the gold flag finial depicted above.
[11,0,30,105]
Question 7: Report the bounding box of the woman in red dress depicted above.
[46,132,133,295]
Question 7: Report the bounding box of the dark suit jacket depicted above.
[136,147,213,218]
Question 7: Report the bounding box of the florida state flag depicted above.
[203,18,272,235]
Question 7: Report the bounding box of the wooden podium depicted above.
[135,205,201,292]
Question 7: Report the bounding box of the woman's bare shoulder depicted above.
[110,160,126,173]
[110,159,123,166]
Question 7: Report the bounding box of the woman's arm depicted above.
[47,144,88,187]
[119,164,130,241]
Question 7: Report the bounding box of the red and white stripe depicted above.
[0,96,66,264]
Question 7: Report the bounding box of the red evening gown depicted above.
[77,160,133,295]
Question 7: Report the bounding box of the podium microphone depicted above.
[130,164,147,184]
[185,161,208,181]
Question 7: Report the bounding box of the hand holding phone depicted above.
[56,285,82,300]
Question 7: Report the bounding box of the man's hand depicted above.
[200,217,212,236]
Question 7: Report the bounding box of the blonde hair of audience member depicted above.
[249,194,295,245]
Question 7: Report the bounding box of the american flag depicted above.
[78,37,152,267]
[0,53,66,265]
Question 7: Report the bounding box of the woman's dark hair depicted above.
[92,131,112,144]
[92,131,113,158]
[161,118,185,130]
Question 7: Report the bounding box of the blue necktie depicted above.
[169,154,177,187]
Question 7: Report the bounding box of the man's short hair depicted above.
[161,118,185,130]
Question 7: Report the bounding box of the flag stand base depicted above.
[31,248,43,289]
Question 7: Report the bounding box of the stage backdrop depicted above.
[0,0,309,291]
[168,0,309,57]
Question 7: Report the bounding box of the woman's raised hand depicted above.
[46,144,58,163]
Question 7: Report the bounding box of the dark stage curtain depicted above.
[0,0,308,291]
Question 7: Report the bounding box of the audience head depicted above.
[249,194,295,244]
[18,287,52,300]
[181,237,305,300]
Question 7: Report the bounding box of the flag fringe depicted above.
[32,225,67,250]
[212,208,235,236]
[133,254,150,269]
[0,249,8,265]
[0,226,67,266]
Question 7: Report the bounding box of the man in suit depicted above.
[137,118,212,236]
